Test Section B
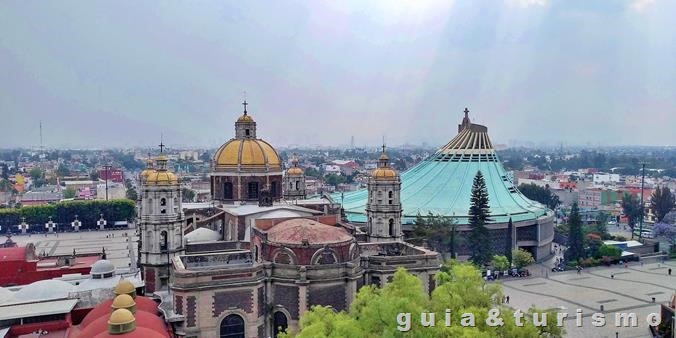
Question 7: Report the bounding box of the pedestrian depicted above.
[506,296,510,304]
[669,268,672,276]
[611,273,614,279]
[624,262,628,268]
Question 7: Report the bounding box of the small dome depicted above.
[112,294,136,310]
[14,280,75,302]
[372,167,397,180]
[378,152,389,161]
[267,218,353,246]
[213,139,281,169]
[109,308,135,325]
[145,171,178,185]
[91,259,115,276]
[185,227,221,243]
[286,167,303,176]
[114,280,136,296]
[237,113,255,123]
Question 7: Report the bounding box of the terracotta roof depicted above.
[267,218,353,245]
[77,310,168,338]
[80,296,158,328]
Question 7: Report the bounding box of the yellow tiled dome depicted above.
[286,167,303,176]
[213,139,281,168]
[372,167,397,180]
[145,171,178,185]
[111,294,136,310]
[108,308,135,325]
[237,113,255,123]
[114,280,136,296]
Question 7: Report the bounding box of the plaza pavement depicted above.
[500,260,675,338]
[10,229,138,269]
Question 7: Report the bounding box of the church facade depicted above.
[136,103,440,338]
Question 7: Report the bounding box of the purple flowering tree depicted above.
[653,223,676,247]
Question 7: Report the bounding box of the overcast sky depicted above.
[1,0,675,149]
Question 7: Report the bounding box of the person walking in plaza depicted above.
[506,295,510,304]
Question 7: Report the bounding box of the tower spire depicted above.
[158,134,165,153]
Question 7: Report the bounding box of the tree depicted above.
[593,212,609,239]
[653,223,676,248]
[518,183,561,210]
[566,202,585,263]
[650,186,675,222]
[596,244,622,260]
[505,217,513,264]
[182,188,196,202]
[56,163,70,177]
[283,263,564,338]
[324,174,346,186]
[468,171,492,265]
[512,248,535,268]
[126,187,138,201]
[63,187,76,199]
[90,170,100,181]
[29,167,43,182]
[491,255,509,271]
[0,163,8,180]
[621,193,641,232]
[411,213,458,259]
[566,202,585,261]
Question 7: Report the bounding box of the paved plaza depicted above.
[501,261,676,338]
[10,229,138,269]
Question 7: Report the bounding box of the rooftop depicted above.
[266,218,353,246]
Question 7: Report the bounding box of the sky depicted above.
[1,0,675,149]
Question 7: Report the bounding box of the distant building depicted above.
[99,168,124,183]
[593,173,620,186]
[324,164,341,175]
[20,191,62,206]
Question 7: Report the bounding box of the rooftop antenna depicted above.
[159,133,165,153]
[242,91,248,115]
[39,121,43,152]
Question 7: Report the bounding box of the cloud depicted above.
[505,0,547,8]
[630,0,655,11]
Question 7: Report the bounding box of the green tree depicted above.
[512,248,535,268]
[595,244,621,260]
[411,213,458,259]
[621,193,641,232]
[468,171,492,265]
[324,174,346,186]
[182,188,196,202]
[593,212,609,238]
[518,183,560,209]
[566,202,585,263]
[491,255,510,271]
[650,186,675,222]
[126,187,138,201]
[56,163,70,177]
[284,263,564,338]
[29,167,43,182]
[63,187,76,199]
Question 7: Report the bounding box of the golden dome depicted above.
[145,171,178,185]
[372,167,397,180]
[108,309,135,325]
[213,139,281,169]
[378,153,389,161]
[286,167,303,176]
[140,169,155,181]
[114,280,136,296]
[111,294,136,310]
[237,113,255,123]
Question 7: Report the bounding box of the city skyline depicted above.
[2,0,676,148]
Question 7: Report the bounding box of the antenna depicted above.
[39,121,43,152]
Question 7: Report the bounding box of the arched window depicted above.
[223,182,233,200]
[160,231,168,251]
[388,191,393,198]
[389,219,395,236]
[274,252,293,264]
[160,198,167,206]
[245,129,250,136]
[220,314,245,338]
[295,181,299,190]
[273,311,288,337]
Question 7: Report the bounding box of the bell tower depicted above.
[366,146,402,242]
[283,155,306,200]
[138,141,184,293]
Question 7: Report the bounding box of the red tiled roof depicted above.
[79,296,159,328]
[267,218,353,245]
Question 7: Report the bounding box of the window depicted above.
[273,312,288,338]
[295,181,299,190]
[289,182,293,190]
[160,198,167,206]
[146,231,153,252]
[248,182,259,199]
[389,219,395,236]
[220,314,245,338]
[245,129,250,136]
[389,200,392,205]
[274,252,292,264]
[253,245,259,262]
[388,191,393,198]
[223,182,233,200]
[270,182,277,196]
[160,231,168,251]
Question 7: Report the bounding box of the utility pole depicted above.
[638,162,647,241]
[103,164,112,201]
